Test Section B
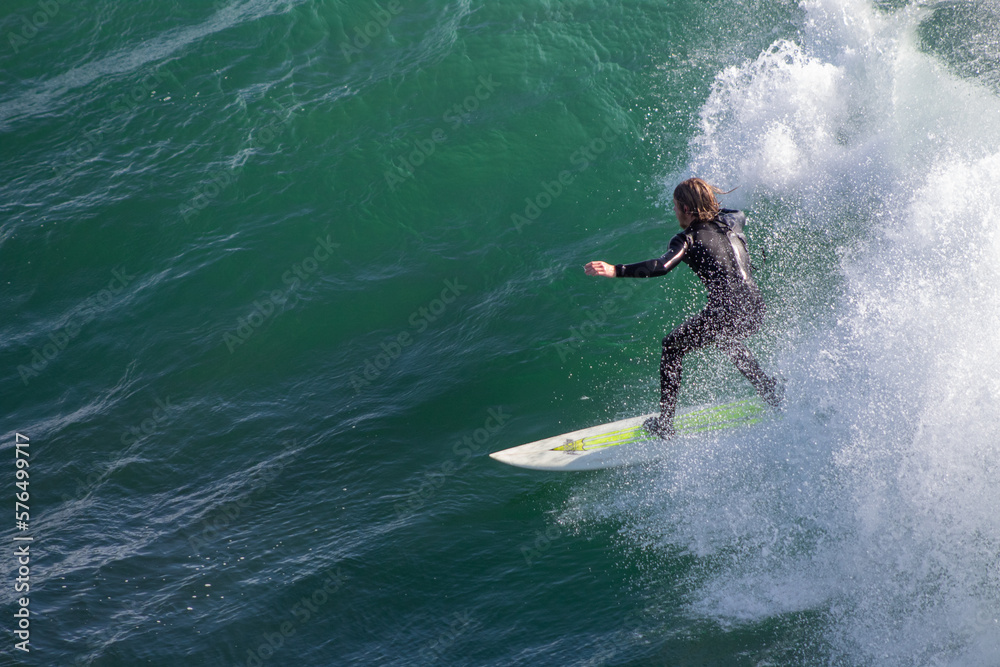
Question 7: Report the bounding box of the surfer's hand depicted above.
[584,261,615,277]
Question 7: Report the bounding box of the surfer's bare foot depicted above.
[643,416,674,440]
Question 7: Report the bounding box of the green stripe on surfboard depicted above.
[552,398,768,452]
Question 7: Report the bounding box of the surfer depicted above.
[584,177,782,438]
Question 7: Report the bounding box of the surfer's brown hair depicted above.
[673,178,735,222]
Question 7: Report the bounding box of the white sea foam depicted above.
[611,1,1000,664]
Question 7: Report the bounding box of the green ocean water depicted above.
[4,0,1000,665]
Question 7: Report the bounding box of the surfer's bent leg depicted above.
[717,339,783,407]
[719,301,783,408]
[658,311,721,429]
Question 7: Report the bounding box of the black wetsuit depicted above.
[615,210,779,427]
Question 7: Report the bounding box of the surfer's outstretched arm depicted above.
[617,233,687,277]
[584,233,687,279]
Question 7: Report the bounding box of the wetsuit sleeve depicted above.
[615,233,688,278]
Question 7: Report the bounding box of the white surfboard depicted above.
[489,397,769,471]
